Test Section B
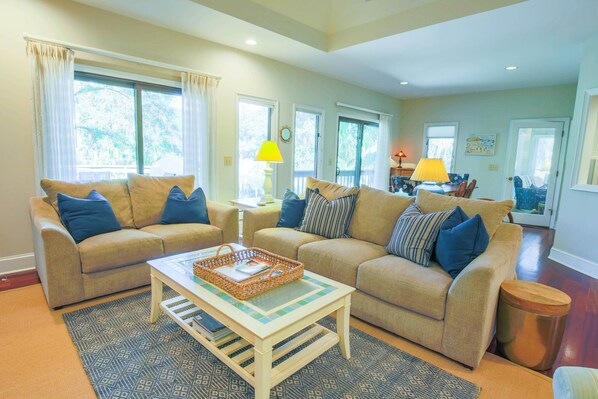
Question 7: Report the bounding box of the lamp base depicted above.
[258,194,275,206]
[413,181,443,195]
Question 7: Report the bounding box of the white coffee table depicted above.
[148,244,355,399]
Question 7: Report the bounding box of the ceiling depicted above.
[73,0,598,99]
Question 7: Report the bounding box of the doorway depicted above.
[503,119,567,227]
[336,117,379,187]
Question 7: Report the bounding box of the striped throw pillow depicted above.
[298,189,357,239]
[386,203,453,266]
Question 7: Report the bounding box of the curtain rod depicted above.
[336,102,393,118]
[23,33,222,81]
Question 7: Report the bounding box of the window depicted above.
[336,117,379,187]
[74,72,182,181]
[237,96,277,198]
[293,107,322,193]
[424,122,458,172]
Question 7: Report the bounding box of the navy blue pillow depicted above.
[435,206,489,278]
[57,190,121,243]
[277,189,306,228]
[161,186,210,225]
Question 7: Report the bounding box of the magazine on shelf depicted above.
[215,257,273,282]
[192,310,232,341]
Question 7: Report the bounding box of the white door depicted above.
[503,120,565,227]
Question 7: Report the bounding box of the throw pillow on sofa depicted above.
[298,188,356,239]
[57,190,121,243]
[435,206,489,278]
[277,189,306,228]
[161,185,210,225]
[386,203,452,267]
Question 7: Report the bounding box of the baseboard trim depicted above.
[0,253,36,275]
[549,247,598,280]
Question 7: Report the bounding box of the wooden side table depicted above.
[390,167,414,177]
[497,280,571,370]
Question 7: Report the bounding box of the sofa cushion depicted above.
[128,174,195,228]
[298,189,357,239]
[253,228,326,260]
[40,178,134,228]
[78,229,164,273]
[306,176,359,201]
[357,255,453,320]
[298,238,387,287]
[161,186,210,225]
[348,185,415,246]
[141,224,222,256]
[57,190,121,243]
[277,189,306,228]
[416,189,513,238]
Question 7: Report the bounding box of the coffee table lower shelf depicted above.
[160,295,341,390]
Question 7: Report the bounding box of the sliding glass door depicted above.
[336,117,379,187]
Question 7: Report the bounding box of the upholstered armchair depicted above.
[390,176,415,195]
[448,173,470,185]
[513,176,548,212]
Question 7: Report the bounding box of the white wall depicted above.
[0,0,400,273]
[550,37,598,279]
[398,85,577,199]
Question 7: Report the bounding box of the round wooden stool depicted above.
[497,280,571,370]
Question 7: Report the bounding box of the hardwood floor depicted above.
[1,226,595,378]
[510,226,598,377]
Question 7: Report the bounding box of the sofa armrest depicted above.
[30,197,84,309]
[242,206,281,247]
[207,201,239,244]
[441,223,522,368]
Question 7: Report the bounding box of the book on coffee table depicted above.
[192,310,232,341]
[215,258,272,282]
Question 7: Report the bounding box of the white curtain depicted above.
[373,114,391,190]
[181,72,218,198]
[27,41,77,185]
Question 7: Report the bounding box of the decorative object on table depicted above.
[279,126,292,143]
[497,280,571,370]
[57,190,121,243]
[298,188,357,239]
[255,140,284,205]
[277,189,306,228]
[193,244,303,300]
[63,290,481,399]
[161,185,210,224]
[411,158,450,195]
[465,134,497,156]
[463,179,477,198]
[386,203,453,267]
[394,150,407,168]
[435,206,489,277]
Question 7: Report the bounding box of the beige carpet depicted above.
[0,284,553,399]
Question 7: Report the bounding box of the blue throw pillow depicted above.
[57,190,121,243]
[161,186,210,225]
[386,203,453,266]
[277,189,306,228]
[298,189,356,239]
[435,206,490,278]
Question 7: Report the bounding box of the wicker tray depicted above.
[193,244,304,300]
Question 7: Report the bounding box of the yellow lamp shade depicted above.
[255,141,284,163]
[411,158,450,183]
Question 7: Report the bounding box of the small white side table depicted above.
[229,198,282,240]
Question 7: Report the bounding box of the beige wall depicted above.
[0,0,400,271]
[398,84,577,199]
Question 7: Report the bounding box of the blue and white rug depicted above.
[63,289,480,398]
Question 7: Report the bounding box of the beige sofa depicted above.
[243,178,521,368]
[30,174,238,309]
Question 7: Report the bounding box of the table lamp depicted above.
[395,150,407,168]
[411,158,450,195]
[255,140,284,205]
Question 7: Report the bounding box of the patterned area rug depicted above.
[63,289,480,399]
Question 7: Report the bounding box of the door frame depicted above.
[503,118,570,228]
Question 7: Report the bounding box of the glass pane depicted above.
[238,101,270,198]
[427,138,454,172]
[360,124,379,186]
[427,125,455,138]
[293,111,318,194]
[336,120,359,186]
[512,128,557,215]
[74,79,136,181]
[142,90,183,176]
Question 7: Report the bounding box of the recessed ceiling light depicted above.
[245,39,257,46]
[399,81,409,85]
[505,66,518,71]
